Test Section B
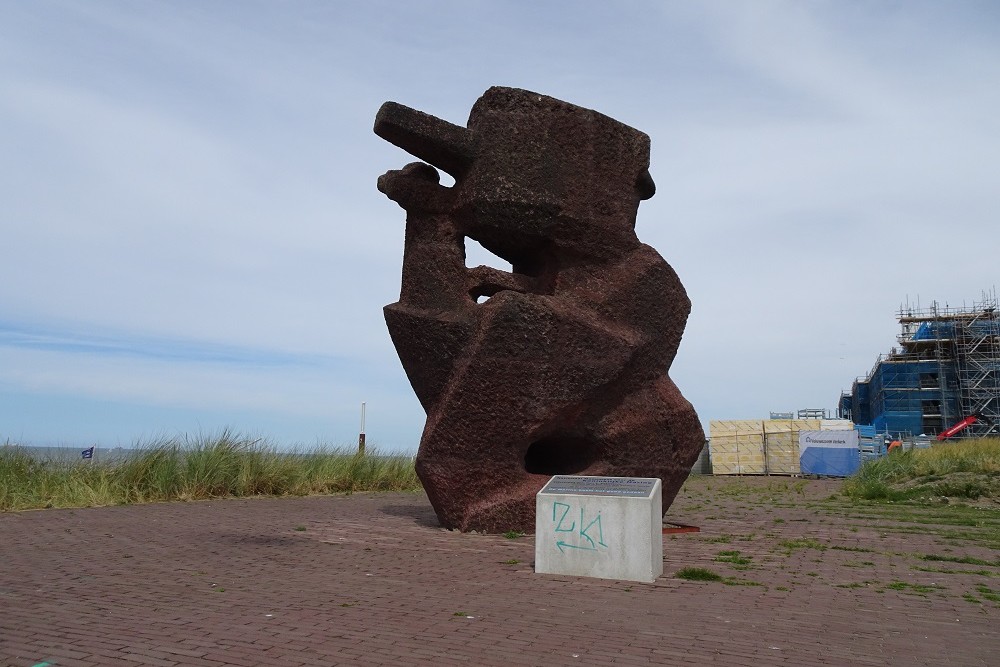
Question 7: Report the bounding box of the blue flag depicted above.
[81,446,95,460]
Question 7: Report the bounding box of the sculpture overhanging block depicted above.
[375,87,705,533]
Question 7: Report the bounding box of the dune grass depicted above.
[0,430,420,511]
[842,437,1000,501]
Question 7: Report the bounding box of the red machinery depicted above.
[936,414,985,441]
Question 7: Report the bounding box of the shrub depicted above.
[843,437,1000,501]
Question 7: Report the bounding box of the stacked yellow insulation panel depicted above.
[762,419,821,474]
[708,420,766,474]
[709,419,829,475]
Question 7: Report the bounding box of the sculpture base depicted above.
[534,476,663,584]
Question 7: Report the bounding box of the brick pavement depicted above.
[1,477,997,666]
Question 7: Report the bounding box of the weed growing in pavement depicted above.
[885,581,942,596]
[873,525,1000,550]
[917,553,999,566]
[779,538,828,554]
[840,560,872,569]
[294,525,307,531]
[722,578,763,587]
[715,550,753,567]
[676,567,723,582]
[676,566,760,586]
[975,584,1000,602]
[912,565,997,577]
[503,531,523,540]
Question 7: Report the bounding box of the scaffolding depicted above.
[841,289,999,438]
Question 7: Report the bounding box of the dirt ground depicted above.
[2,475,998,666]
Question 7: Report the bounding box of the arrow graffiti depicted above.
[550,502,608,554]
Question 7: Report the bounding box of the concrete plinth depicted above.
[534,476,663,583]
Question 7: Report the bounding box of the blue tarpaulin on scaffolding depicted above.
[799,430,861,477]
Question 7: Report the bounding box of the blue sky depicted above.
[2,1,998,451]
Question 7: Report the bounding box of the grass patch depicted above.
[0,430,420,511]
[975,584,1000,602]
[842,438,1000,501]
[676,567,723,582]
[885,581,942,595]
[715,550,753,567]
[675,566,759,586]
[722,577,763,587]
[912,565,997,577]
[779,537,827,553]
[830,545,877,553]
[840,560,875,569]
[917,553,999,567]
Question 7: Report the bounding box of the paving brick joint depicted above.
[1,477,997,666]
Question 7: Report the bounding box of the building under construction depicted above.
[839,290,1000,439]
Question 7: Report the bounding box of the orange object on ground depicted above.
[662,523,700,534]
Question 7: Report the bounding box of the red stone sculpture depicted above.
[375,87,704,533]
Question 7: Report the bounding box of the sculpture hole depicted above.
[524,436,597,475]
[465,237,512,272]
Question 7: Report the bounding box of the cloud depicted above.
[1,1,997,447]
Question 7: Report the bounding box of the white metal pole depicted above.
[358,402,367,454]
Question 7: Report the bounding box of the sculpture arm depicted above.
[379,162,470,311]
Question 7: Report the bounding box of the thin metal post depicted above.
[358,402,366,454]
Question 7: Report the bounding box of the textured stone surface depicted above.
[375,86,704,533]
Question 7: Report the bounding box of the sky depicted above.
[1,1,998,451]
